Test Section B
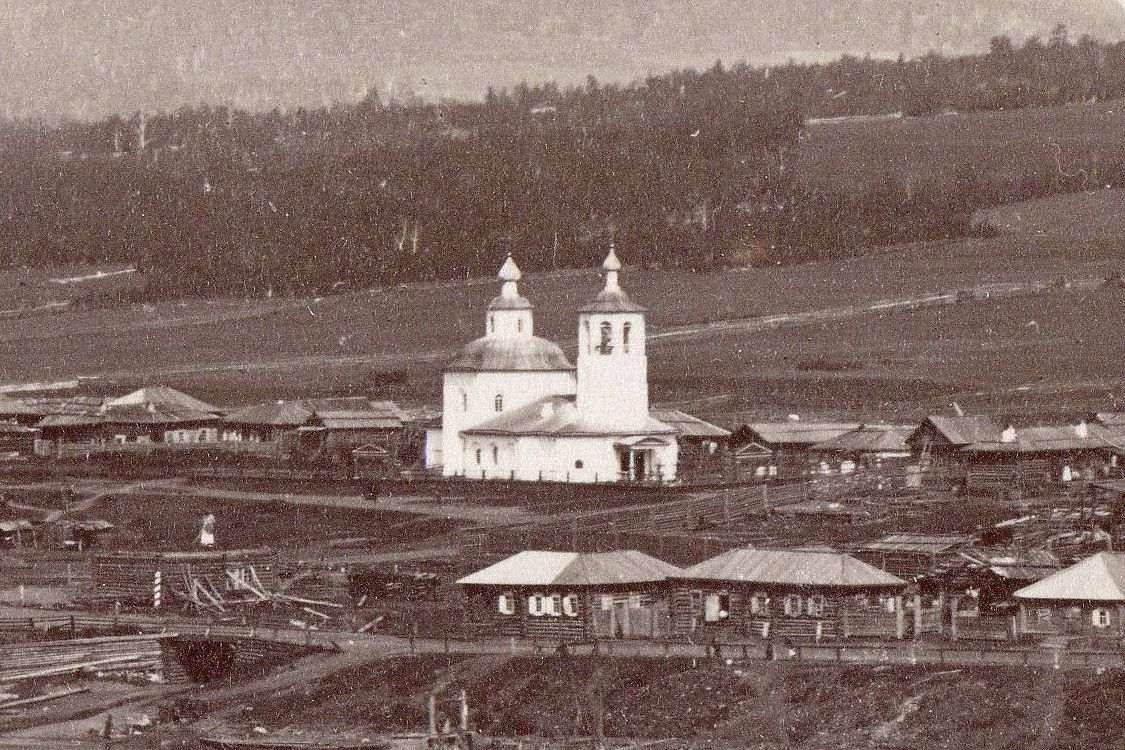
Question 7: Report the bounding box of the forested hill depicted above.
[1,32,1122,301]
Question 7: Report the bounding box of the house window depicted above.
[489,315,495,333]
[549,593,562,616]
[494,394,503,412]
[497,592,515,615]
[597,321,613,354]
[461,391,468,411]
[806,595,826,618]
[784,595,803,617]
[1092,608,1112,628]
[492,445,499,463]
[704,592,730,622]
[527,594,543,616]
[1035,608,1052,624]
[623,322,632,353]
[562,594,579,617]
[750,592,770,616]
[475,449,482,465]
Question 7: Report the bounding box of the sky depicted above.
[3,0,1124,122]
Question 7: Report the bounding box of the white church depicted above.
[427,247,685,483]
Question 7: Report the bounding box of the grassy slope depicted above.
[210,654,1125,749]
[1,109,1123,418]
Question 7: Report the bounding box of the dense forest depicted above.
[0,29,1117,300]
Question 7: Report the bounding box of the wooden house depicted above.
[1015,552,1125,638]
[0,395,44,427]
[731,421,860,478]
[962,422,1123,494]
[906,415,1001,486]
[458,550,681,641]
[102,387,223,444]
[649,409,731,482]
[0,422,40,456]
[808,424,914,475]
[669,548,908,641]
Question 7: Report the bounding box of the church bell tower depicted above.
[575,244,649,428]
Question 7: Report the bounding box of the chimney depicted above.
[1000,424,1017,443]
[146,401,156,413]
[1074,420,1089,439]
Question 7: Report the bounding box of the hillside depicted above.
[179,654,1125,749]
[0,187,1120,422]
[6,1,1125,119]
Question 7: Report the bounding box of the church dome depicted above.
[448,335,575,372]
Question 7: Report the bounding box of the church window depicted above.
[597,321,613,354]
[575,460,584,469]
[623,322,632,352]
[584,320,591,353]
[461,391,468,411]
[489,315,495,333]
[494,394,503,412]
[517,318,524,333]
[475,449,482,465]
[492,445,498,463]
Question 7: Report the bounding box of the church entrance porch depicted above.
[616,437,670,482]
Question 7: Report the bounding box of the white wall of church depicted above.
[460,433,678,483]
[576,312,649,429]
[440,370,576,476]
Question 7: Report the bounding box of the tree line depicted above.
[0,30,1120,301]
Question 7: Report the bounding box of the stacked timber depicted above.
[90,548,279,608]
[0,633,168,682]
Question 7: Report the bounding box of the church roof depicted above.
[578,288,646,313]
[463,395,676,438]
[447,336,574,372]
[649,409,731,438]
[487,294,533,311]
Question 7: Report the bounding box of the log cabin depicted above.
[1015,551,1125,638]
[669,547,908,641]
[458,550,681,641]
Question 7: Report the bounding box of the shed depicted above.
[731,422,860,478]
[809,424,914,474]
[458,550,681,640]
[856,533,978,579]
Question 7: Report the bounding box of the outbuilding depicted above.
[458,550,681,640]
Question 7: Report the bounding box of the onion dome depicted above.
[489,253,533,311]
[579,243,645,313]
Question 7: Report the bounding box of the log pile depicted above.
[0,633,169,682]
[90,548,280,609]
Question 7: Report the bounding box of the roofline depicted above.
[446,366,577,373]
[463,427,678,438]
[668,575,905,588]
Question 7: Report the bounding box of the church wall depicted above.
[441,369,576,477]
[460,434,679,484]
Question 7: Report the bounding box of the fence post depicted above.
[912,594,923,639]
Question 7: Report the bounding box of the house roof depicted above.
[913,415,1002,446]
[102,404,218,425]
[648,409,731,439]
[964,424,1122,453]
[107,386,221,415]
[447,335,575,373]
[36,414,103,428]
[1096,412,1125,426]
[676,548,906,588]
[740,422,861,447]
[462,396,676,438]
[226,398,405,428]
[1014,552,1125,601]
[811,425,914,453]
[0,422,39,434]
[859,533,978,555]
[457,550,681,587]
[0,395,42,417]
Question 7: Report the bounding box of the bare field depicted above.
[801,101,1125,188]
